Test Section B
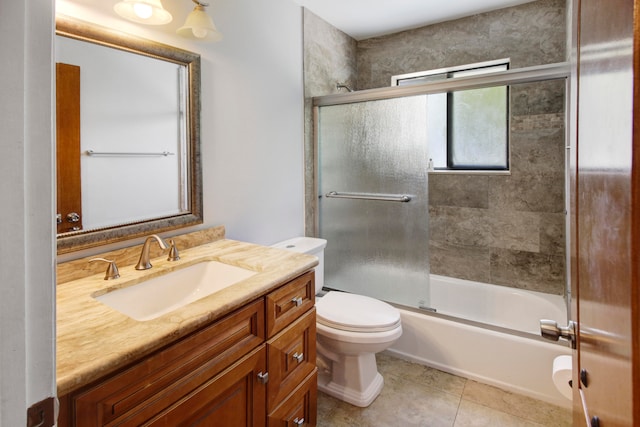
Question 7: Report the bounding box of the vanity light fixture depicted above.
[114,0,173,25]
[177,0,223,42]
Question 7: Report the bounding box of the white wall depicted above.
[56,0,306,257]
[0,0,56,425]
[202,0,306,245]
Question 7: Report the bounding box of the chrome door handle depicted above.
[66,212,80,223]
[540,319,576,349]
[293,418,304,426]
[293,352,304,363]
[291,297,303,307]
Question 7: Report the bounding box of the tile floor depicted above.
[317,352,572,427]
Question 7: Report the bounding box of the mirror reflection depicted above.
[55,17,202,254]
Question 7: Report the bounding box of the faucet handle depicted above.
[167,239,180,261]
[89,258,120,280]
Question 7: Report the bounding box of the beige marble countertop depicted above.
[57,239,317,396]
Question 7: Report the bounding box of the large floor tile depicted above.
[317,373,460,427]
[461,380,571,426]
[316,354,572,427]
[453,400,543,427]
[378,352,467,397]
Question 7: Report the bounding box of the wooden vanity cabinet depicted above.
[146,346,268,426]
[266,309,317,427]
[266,309,316,413]
[58,270,317,427]
[267,373,317,427]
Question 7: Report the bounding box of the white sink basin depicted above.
[94,261,257,321]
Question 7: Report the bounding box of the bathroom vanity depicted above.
[56,235,318,426]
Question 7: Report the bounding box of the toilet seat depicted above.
[316,291,401,333]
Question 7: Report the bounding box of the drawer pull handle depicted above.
[291,297,303,307]
[293,417,305,426]
[293,352,304,363]
[257,371,269,384]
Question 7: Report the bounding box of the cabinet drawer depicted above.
[74,299,265,426]
[266,271,314,338]
[267,370,317,427]
[267,308,316,412]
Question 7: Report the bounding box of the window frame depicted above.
[392,59,510,172]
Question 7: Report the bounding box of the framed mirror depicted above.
[55,16,202,254]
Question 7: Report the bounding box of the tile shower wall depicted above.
[429,81,566,294]
[355,0,567,90]
[304,0,568,294]
[303,9,357,232]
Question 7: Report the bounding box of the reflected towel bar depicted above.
[324,191,412,203]
[86,150,175,157]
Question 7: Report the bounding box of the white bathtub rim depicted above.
[428,274,568,334]
[391,302,564,344]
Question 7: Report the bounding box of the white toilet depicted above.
[272,237,402,407]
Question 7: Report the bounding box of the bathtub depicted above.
[387,274,572,408]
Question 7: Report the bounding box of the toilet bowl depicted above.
[271,237,402,407]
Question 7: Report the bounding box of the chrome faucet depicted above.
[135,234,169,270]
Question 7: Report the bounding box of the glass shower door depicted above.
[317,96,430,308]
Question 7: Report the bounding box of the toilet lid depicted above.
[316,291,401,332]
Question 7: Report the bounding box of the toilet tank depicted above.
[271,237,327,294]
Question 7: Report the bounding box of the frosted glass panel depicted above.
[318,96,430,308]
[449,85,508,168]
[427,93,447,168]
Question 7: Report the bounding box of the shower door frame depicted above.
[310,61,572,317]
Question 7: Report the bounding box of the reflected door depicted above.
[317,96,430,308]
[56,62,83,234]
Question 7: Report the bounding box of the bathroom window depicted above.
[392,59,509,171]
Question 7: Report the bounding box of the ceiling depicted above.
[57,0,539,41]
[295,0,538,40]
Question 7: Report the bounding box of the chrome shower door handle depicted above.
[325,191,412,203]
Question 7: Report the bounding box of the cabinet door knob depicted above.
[293,352,304,363]
[257,371,269,384]
[293,417,305,426]
[291,297,303,307]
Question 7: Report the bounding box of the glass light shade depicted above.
[177,5,223,42]
[114,0,173,25]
